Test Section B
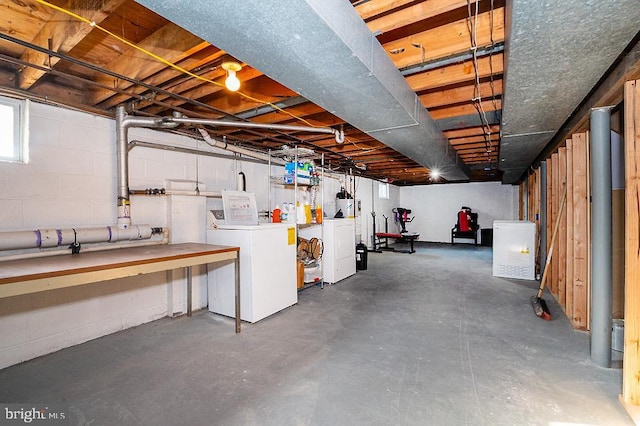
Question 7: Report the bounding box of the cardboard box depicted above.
[285,161,313,185]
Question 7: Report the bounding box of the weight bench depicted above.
[374,232,420,254]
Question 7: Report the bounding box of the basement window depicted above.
[378,182,389,199]
[0,97,29,163]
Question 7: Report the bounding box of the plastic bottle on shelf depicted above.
[287,203,294,223]
[316,204,323,224]
[296,201,305,224]
[273,205,281,223]
[304,203,312,224]
[281,203,288,222]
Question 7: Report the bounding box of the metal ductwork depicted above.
[136,0,469,181]
[500,0,640,184]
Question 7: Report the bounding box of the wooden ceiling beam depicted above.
[88,23,207,105]
[383,8,504,70]
[355,0,418,21]
[406,53,503,92]
[18,0,126,90]
[421,79,502,109]
[248,103,326,124]
[363,0,468,34]
[449,135,500,145]
[141,66,265,115]
[453,143,499,152]
[101,46,227,110]
[444,125,500,139]
[455,145,498,154]
[429,99,502,120]
[0,1,54,57]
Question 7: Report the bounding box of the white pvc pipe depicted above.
[0,229,169,261]
[0,225,155,252]
[0,231,39,250]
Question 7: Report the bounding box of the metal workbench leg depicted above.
[186,266,192,317]
[235,254,241,333]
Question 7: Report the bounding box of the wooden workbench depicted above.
[0,243,241,333]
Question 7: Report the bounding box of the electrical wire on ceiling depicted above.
[466,0,498,168]
[33,0,330,131]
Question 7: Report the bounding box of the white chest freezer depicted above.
[492,220,536,280]
[207,223,297,322]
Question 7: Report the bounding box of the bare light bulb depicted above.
[221,61,242,92]
[225,71,240,91]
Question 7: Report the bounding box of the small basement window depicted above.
[378,182,389,199]
[0,97,29,163]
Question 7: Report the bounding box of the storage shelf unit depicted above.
[269,148,325,289]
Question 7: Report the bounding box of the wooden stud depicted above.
[546,157,553,291]
[519,182,525,220]
[565,139,575,321]
[623,79,640,407]
[551,152,560,296]
[558,147,567,308]
[572,132,588,330]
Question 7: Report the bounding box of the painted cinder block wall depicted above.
[0,100,258,369]
[0,99,517,369]
[400,182,519,243]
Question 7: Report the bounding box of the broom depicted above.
[531,187,567,320]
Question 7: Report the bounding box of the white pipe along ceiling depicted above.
[136,0,470,182]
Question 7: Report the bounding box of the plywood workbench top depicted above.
[0,243,239,298]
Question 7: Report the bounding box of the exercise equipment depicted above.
[371,209,420,254]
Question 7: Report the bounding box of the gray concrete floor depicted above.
[0,242,632,425]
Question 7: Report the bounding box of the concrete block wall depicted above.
[0,98,518,369]
[0,100,270,369]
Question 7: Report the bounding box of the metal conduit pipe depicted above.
[116,106,182,228]
[0,225,158,251]
[196,128,287,166]
[170,116,344,143]
[128,140,274,166]
[129,189,223,198]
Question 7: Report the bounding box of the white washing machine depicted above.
[207,223,297,322]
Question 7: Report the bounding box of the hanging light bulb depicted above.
[222,61,242,92]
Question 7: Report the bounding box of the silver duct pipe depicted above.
[590,107,614,368]
[137,0,469,181]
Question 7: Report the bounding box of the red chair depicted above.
[451,206,479,245]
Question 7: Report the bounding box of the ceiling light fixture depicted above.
[222,61,242,92]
